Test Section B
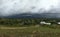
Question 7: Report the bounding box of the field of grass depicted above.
[0,25,60,37]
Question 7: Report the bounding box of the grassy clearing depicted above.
[0,25,60,37]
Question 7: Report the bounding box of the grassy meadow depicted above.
[0,25,60,37]
[0,18,60,37]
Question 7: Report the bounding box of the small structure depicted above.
[40,21,51,25]
[40,21,46,25]
[45,22,51,25]
[57,22,60,25]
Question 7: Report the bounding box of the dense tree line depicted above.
[0,18,59,26]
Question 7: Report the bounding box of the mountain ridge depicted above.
[1,13,60,18]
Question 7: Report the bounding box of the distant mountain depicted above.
[1,13,60,18]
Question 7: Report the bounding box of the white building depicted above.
[40,21,46,25]
[40,21,51,25]
[57,22,60,24]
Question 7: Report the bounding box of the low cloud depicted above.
[0,0,59,16]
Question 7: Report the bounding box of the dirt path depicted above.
[0,27,27,29]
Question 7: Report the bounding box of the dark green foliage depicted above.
[0,18,59,26]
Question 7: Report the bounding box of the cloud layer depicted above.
[0,0,59,16]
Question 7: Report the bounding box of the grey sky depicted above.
[0,0,59,16]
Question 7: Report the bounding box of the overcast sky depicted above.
[0,0,60,16]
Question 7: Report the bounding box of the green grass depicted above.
[0,25,60,37]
